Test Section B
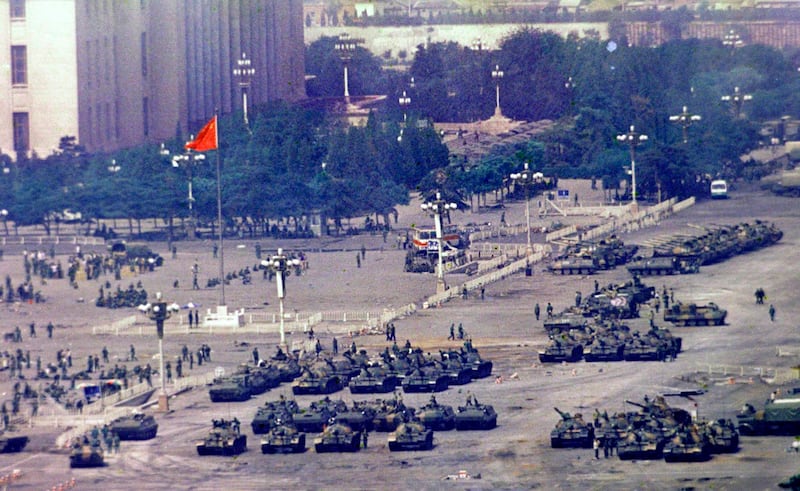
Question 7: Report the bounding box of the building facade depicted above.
[1,0,305,160]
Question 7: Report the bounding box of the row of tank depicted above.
[195,393,498,455]
[550,394,740,462]
[627,220,782,276]
[208,343,493,402]
[547,236,639,275]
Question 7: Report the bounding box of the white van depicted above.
[710,179,728,199]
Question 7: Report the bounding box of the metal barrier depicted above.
[695,363,797,385]
[0,235,106,246]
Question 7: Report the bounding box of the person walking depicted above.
[448,323,455,341]
[252,347,260,365]
[534,303,540,321]
[769,304,776,322]
[356,254,361,268]
[332,337,338,355]
[46,322,54,338]
[188,310,194,329]
[546,302,554,318]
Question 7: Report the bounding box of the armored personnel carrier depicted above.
[737,388,800,435]
[196,419,247,456]
[417,395,456,431]
[313,422,362,453]
[209,375,252,402]
[388,421,434,451]
[627,256,700,276]
[402,367,449,393]
[550,408,594,448]
[251,398,300,434]
[69,437,104,468]
[538,336,583,363]
[454,395,497,430]
[291,365,346,395]
[260,422,306,454]
[294,397,347,433]
[348,367,400,394]
[547,258,596,275]
[109,412,158,440]
[662,425,710,462]
[543,314,589,334]
[663,302,727,326]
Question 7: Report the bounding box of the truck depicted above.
[738,389,800,435]
[626,256,700,276]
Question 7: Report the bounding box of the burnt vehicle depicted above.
[454,395,497,430]
[663,302,727,326]
[550,408,594,448]
[388,421,434,451]
[196,418,247,456]
[401,367,449,393]
[250,397,300,434]
[109,412,158,440]
[313,422,362,453]
[69,437,104,468]
[294,397,347,433]
[348,366,400,394]
[417,395,456,431]
[260,421,306,454]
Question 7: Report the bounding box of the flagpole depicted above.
[215,112,225,306]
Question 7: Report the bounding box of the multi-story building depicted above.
[1,0,305,160]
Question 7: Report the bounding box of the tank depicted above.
[294,397,348,433]
[372,397,416,432]
[550,408,595,448]
[663,302,727,326]
[453,343,493,379]
[196,419,247,456]
[627,256,700,276]
[251,398,300,434]
[662,425,710,462]
[435,357,472,386]
[623,333,668,361]
[617,427,665,460]
[547,258,596,275]
[313,422,362,453]
[209,375,251,402]
[583,334,625,362]
[260,422,306,454]
[737,388,800,435]
[538,337,583,363]
[348,367,400,394]
[388,421,434,451]
[701,418,739,453]
[235,364,282,394]
[269,356,302,382]
[291,366,346,395]
[109,412,158,440]
[417,395,456,431]
[454,395,497,430]
[402,367,449,393]
[334,402,376,432]
[69,437,105,468]
[0,433,28,453]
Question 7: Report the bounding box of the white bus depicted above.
[710,179,728,199]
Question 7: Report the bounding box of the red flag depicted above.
[185,116,218,152]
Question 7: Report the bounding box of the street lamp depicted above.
[0,209,8,236]
[669,106,702,144]
[616,125,648,206]
[421,192,457,294]
[492,64,504,117]
[161,143,206,240]
[261,248,301,349]
[107,160,121,228]
[510,162,536,256]
[138,292,180,412]
[721,86,752,118]
[335,33,363,102]
[232,52,256,127]
[398,90,411,124]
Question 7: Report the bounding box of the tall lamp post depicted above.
[398,90,411,124]
[335,33,363,103]
[492,64,504,118]
[232,52,256,127]
[261,248,300,349]
[669,106,702,144]
[0,209,8,236]
[138,292,179,412]
[510,162,536,256]
[107,159,121,228]
[616,125,648,206]
[421,192,457,294]
[721,86,752,118]
[161,143,206,240]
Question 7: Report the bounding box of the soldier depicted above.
[113,432,121,454]
[361,244,366,260]
[575,291,582,308]
[102,346,109,364]
[129,344,136,361]
[46,322,54,338]
[332,337,338,355]
[252,347,260,365]
[356,254,361,268]
[448,323,455,341]
[653,296,660,313]
[362,430,368,449]
[188,310,194,329]
[769,304,776,322]
[534,303,540,321]
[649,309,655,328]
[29,322,36,338]
[176,358,183,378]
[457,323,465,340]
[546,302,554,318]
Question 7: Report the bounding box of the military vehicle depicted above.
[334,402,376,432]
[451,343,493,379]
[388,421,434,451]
[538,336,584,363]
[543,314,589,334]
[623,332,670,361]
[434,357,473,386]
[251,398,300,434]
[627,256,700,276]
[267,355,302,382]
[291,365,346,395]
[196,419,247,456]
[550,408,594,448]
[737,389,800,435]
[236,363,281,394]
[0,433,28,453]
[454,395,497,430]
[109,412,158,440]
[402,367,449,393]
[313,422,362,453]
[348,367,400,394]
[69,437,105,468]
[701,418,739,453]
[662,425,711,462]
[417,395,456,431]
[583,333,626,362]
[663,302,727,326]
[260,422,306,454]
[209,374,252,402]
[371,396,416,432]
[294,397,347,433]
[617,426,666,460]
[547,258,596,275]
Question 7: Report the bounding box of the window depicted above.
[12,113,29,153]
[11,46,27,85]
[10,0,25,19]
[140,32,147,77]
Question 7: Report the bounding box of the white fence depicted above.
[695,363,797,385]
[0,235,105,246]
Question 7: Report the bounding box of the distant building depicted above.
[1,0,305,161]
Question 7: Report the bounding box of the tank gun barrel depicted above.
[625,400,647,409]
[554,407,570,419]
